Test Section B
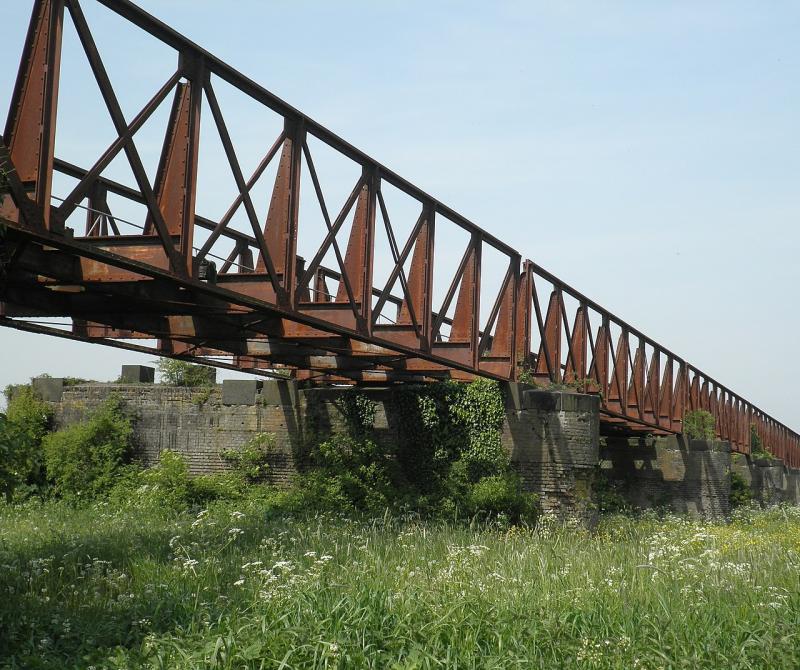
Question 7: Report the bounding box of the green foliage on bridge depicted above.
[280,378,537,523]
[683,410,716,440]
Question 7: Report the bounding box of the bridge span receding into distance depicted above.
[1,0,797,467]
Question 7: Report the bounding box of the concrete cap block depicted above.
[558,392,600,414]
[503,382,537,410]
[259,379,299,406]
[522,389,558,411]
[222,379,262,405]
[120,365,155,383]
[32,377,64,402]
[521,390,600,413]
[686,438,731,453]
[754,457,782,468]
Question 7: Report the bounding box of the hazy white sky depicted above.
[1,1,798,426]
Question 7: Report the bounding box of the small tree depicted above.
[156,358,215,387]
[682,410,716,441]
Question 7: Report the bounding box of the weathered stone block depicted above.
[260,380,299,406]
[523,389,559,411]
[222,379,262,405]
[503,382,536,411]
[33,376,64,402]
[120,365,155,383]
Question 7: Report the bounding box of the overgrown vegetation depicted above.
[270,379,535,523]
[750,423,777,461]
[729,470,754,508]
[110,450,249,510]
[156,358,215,387]
[683,409,716,440]
[1,501,798,669]
[593,468,628,514]
[0,378,536,524]
[42,397,133,500]
[220,432,275,484]
[392,378,537,522]
[0,385,52,501]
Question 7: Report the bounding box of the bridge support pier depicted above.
[599,435,732,518]
[503,385,600,526]
[731,455,800,506]
[43,373,800,520]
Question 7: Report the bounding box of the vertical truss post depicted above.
[422,203,436,352]
[337,164,377,334]
[643,350,659,426]
[449,232,481,367]
[565,305,587,382]
[181,54,203,277]
[398,203,436,351]
[671,362,685,431]
[590,317,610,399]
[361,166,378,334]
[2,0,64,230]
[284,117,304,306]
[258,117,304,304]
[514,262,533,378]
[144,62,201,276]
[535,290,562,383]
[627,338,645,420]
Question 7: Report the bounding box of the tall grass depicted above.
[1,498,799,669]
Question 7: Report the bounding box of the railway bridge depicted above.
[1,0,798,467]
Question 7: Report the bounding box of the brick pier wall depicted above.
[731,455,800,506]
[45,378,600,520]
[504,388,599,523]
[40,375,800,519]
[599,435,732,518]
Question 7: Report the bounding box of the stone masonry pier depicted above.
[33,370,800,521]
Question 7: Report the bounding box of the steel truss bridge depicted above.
[1,0,798,467]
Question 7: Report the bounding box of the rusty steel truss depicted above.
[1,0,798,466]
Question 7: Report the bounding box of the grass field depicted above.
[1,498,799,669]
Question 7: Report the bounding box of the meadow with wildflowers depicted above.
[1,498,799,669]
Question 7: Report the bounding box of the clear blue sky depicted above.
[1,1,798,427]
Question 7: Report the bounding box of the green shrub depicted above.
[749,424,777,461]
[42,397,132,499]
[683,410,716,440]
[467,472,538,523]
[593,468,628,514]
[157,358,215,387]
[220,433,275,483]
[143,450,246,506]
[392,379,537,523]
[296,433,403,514]
[0,385,53,501]
[729,470,753,508]
[0,416,26,503]
[5,385,53,445]
[111,450,248,509]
